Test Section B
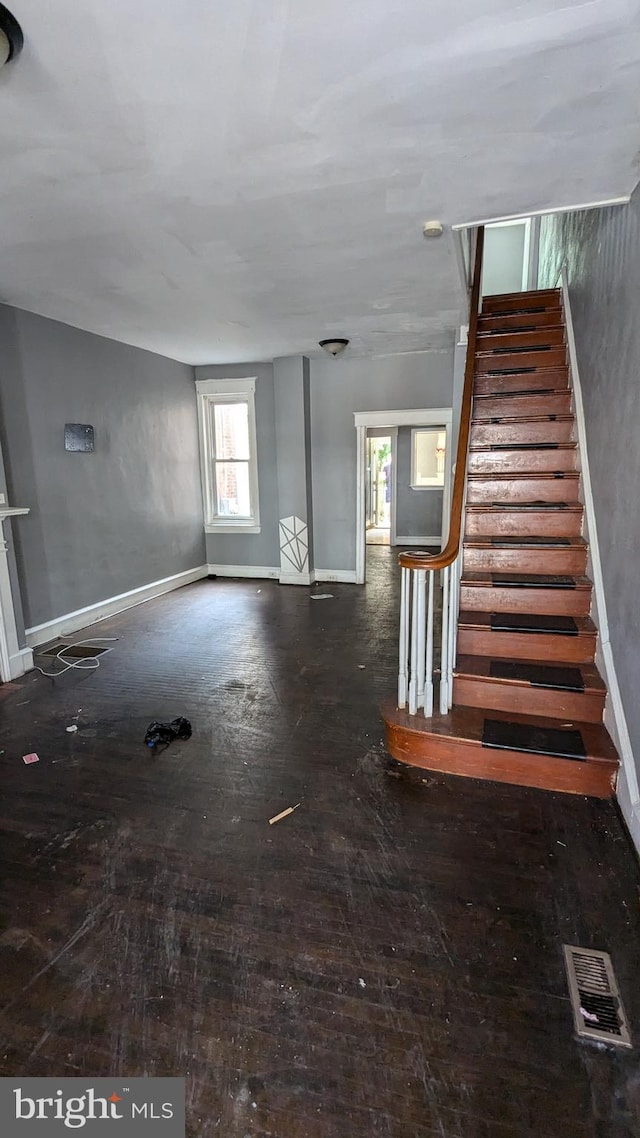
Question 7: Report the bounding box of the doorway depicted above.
[354,408,453,585]
[366,433,392,546]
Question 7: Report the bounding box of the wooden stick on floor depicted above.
[269,803,301,826]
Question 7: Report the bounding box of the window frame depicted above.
[196,377,261,534]
[410,426,447,490]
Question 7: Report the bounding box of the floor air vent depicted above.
[563,945,632,1047]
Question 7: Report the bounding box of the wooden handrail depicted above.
[399,225,485,570]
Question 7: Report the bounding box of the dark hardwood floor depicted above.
[0,547,639,1137]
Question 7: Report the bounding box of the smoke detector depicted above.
[319,338,349,358]
[422,220,444,239]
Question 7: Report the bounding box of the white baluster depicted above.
[416,569,426,710]
[448,557,457,710]
[423,570,435,717]
[440,564,450,714]
[398,566,409,707]
[408,570,419,715]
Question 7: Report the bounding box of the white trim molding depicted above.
[207,564,280,580]
[561,268,640,850]
[0,508,31,681]
[195,376,261,534]
[207,564,357,585]
[396,536,441,546]
[452,195,630,231]
[355,408,452,583]
[9,646,34,679]
[314,569,357,584]
[26,565,209,648]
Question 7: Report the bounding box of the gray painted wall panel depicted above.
[195,362,280,569]
[310,350,454,571]
[538,193,640,787]
[0,305,205,629]
[395,426,443,539]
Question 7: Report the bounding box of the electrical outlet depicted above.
[0,493,5,505]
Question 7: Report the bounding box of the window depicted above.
[196,378,260,533]
[411,427,446,488]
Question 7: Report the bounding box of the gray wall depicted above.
[538,190,640,790]
[395,426,443,540]
[194,362,280,569]
[0,305,205,630]
[310,349,454,571]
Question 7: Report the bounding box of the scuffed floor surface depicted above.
[1,548,639,1137]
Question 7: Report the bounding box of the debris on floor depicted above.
[358,978,366,988]
[66,725,78,733]
[144,717,192,749]
[310,593,333,600]
[269,803,301,825]
[22,753,40,765]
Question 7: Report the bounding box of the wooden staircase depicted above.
[383,287,619,797]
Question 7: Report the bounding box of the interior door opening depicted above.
[366,434,392,547]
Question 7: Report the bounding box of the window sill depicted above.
[410,484,444,491]
[205,523,262,535]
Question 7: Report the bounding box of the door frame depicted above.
[365,426,397,544]
[354,408,452,585]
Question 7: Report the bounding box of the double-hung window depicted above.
[196,378,261,533]
[411,427,447,489]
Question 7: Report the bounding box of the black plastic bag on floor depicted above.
[144,717,192,749]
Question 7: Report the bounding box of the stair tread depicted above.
[477,325,564,337]
[467,471,579,481]
[464,535,587,548]
[467,500,582,511]
[469,442,577,451]
[473,408,572,424]
[455,654,605,692]
[461,571,591,589]
[458,609,596,634]
[383,701,618,765]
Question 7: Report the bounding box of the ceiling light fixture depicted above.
[0,3,23,69]
[422,220,444,239]
[319,338,349,358]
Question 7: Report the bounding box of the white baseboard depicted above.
[26,565,209,648]
[206,563,358,585]
[207,564,280,580]
[9,646,34,678]
[280,571,313,586]
[616,766,640,858]
[314,569,357,584]
[396,536,441,546]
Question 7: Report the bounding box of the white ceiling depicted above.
[0,0,639,364]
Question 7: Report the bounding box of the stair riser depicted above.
[453,676,605,723]
[476,348,567,374]
[460,585,591,616]
[477,328,565,351]
[482,291,561,315]
[474,369,569,394]
[479,311,565,334]
[467,477,579,504]
[468,448,577,474]
[473,392,572,418]
[463,547,588,575]
[470,420,574,446]
[466,509,583,537]
[383,716,615,798]
[457,627,597,664]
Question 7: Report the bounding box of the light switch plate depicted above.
[0,493,5,504]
